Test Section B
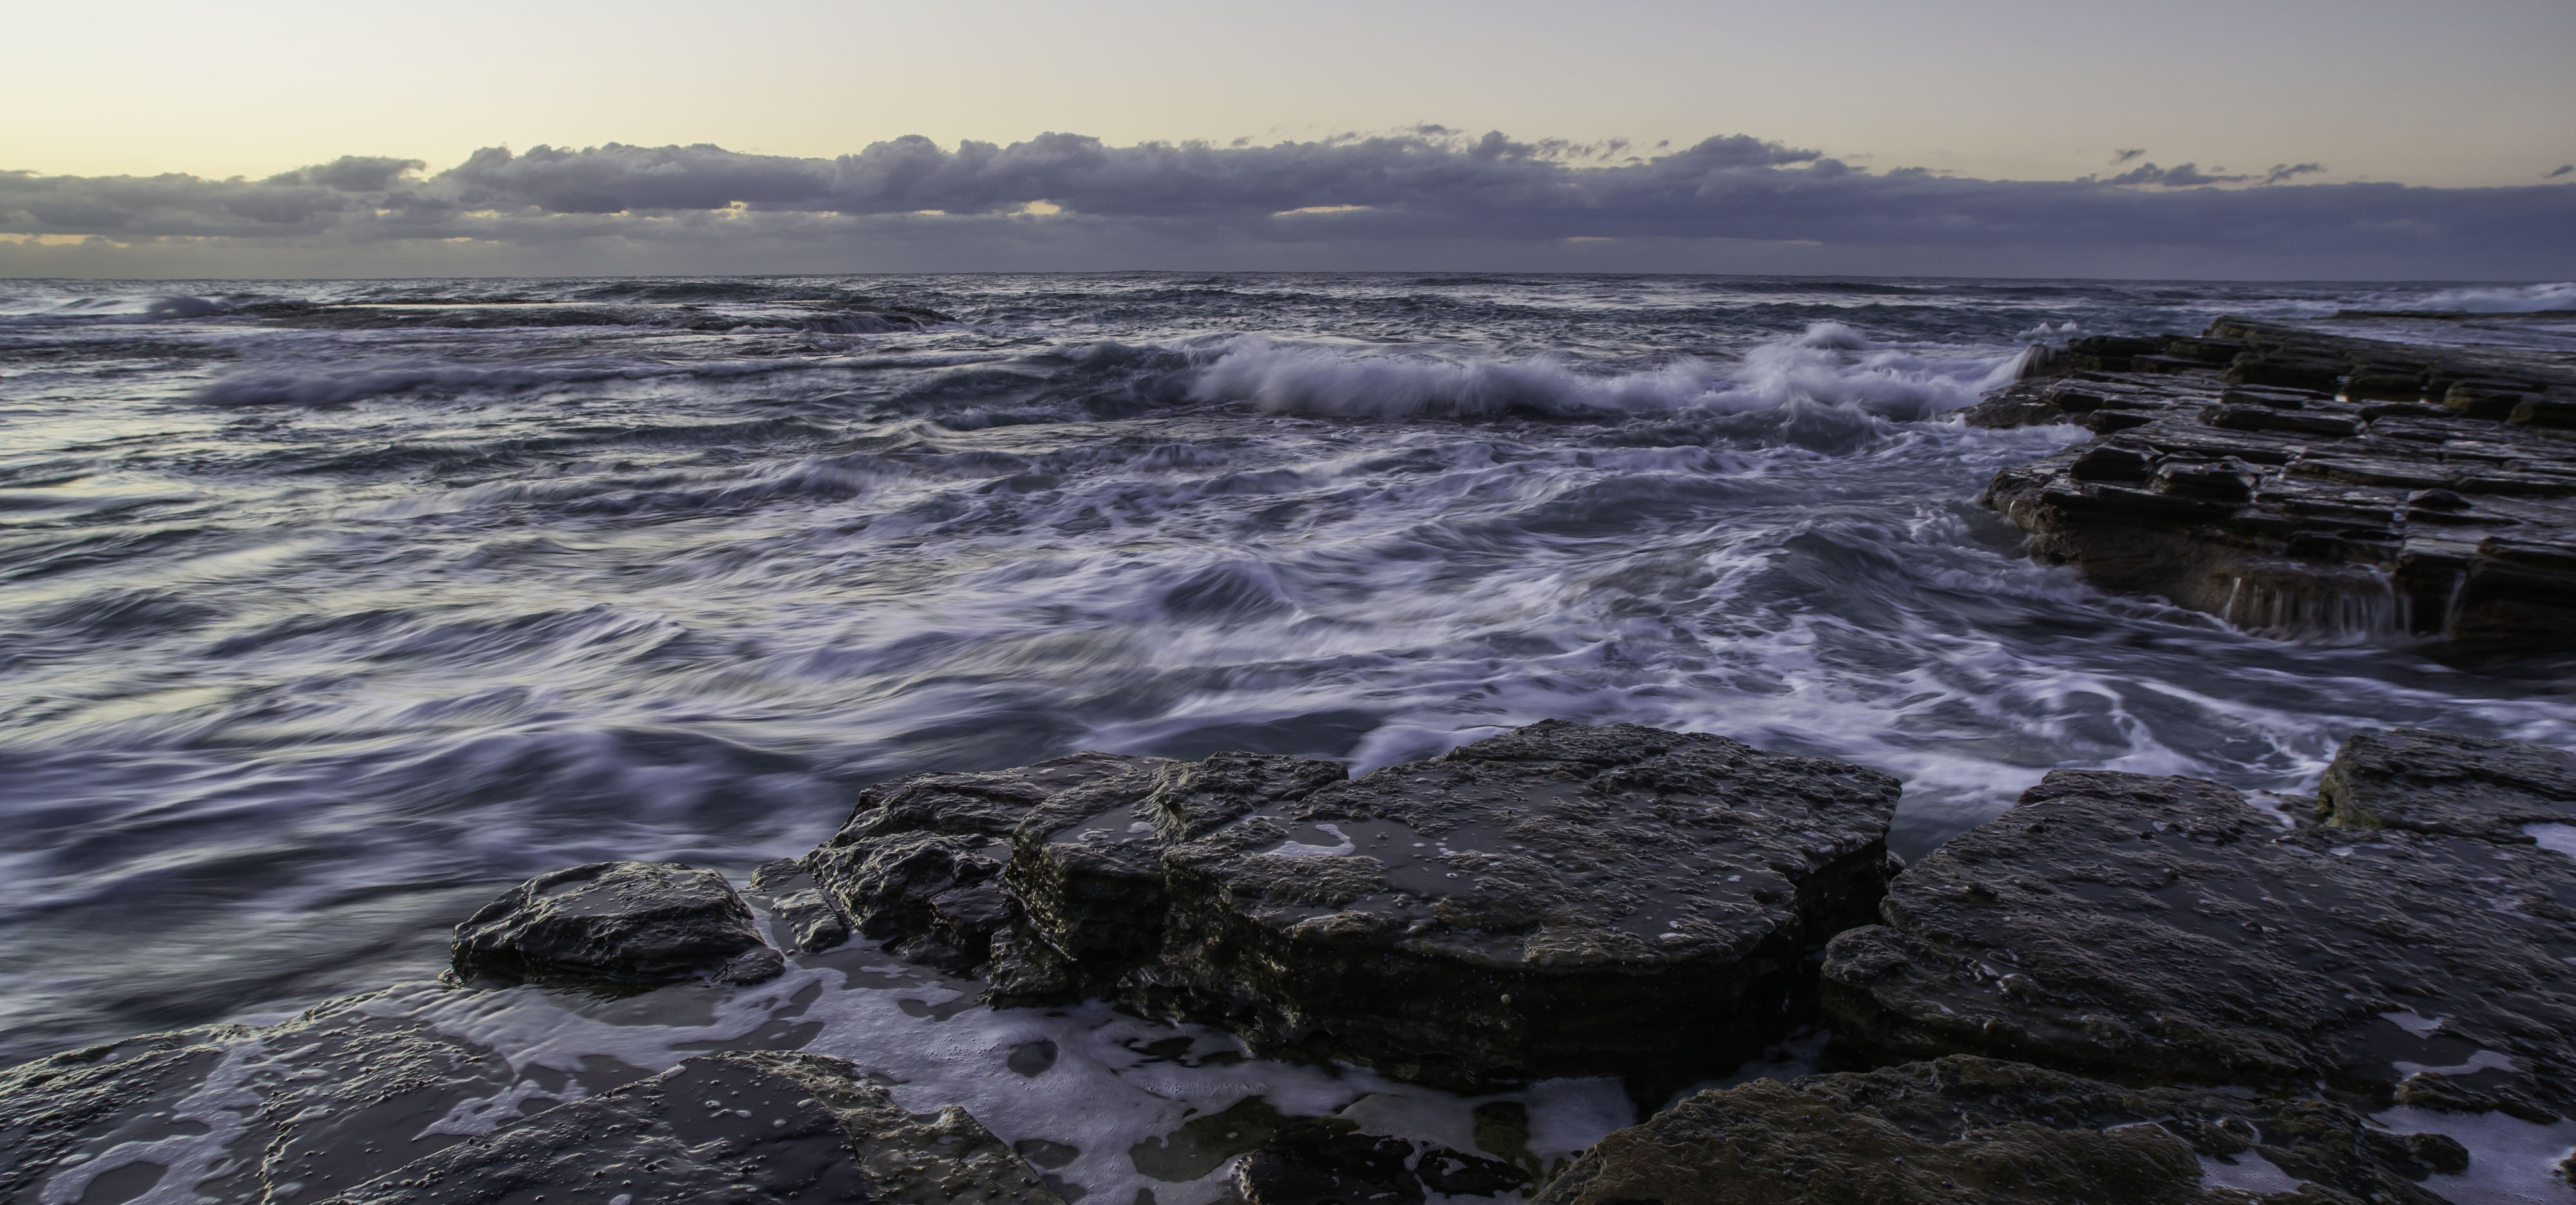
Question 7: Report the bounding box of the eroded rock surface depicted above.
[3,991,607,1205]
[806,720,1902,1090]
[1971,316,2576,643]
[1821,763,2576,1117]
[1531,1055,2461,1204]
[2319,726,2576,843]
[450,860,775,987]
[318,1050,1062,1205]
[805,751,1168,969]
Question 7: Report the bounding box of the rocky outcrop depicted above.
[1530,1055,2464,1204]
[317,1050,1061,1205]
[1819,761,2576,1118]
[805,751,1166,969]
[1970,317,2576,644]
[802,720,1904,1090]
[2318,726,2576,842]
[449,860,780,987]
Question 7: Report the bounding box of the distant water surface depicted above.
[5,272,2574,1065]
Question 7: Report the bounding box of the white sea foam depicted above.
[1182,322,2024,420]
[2373,1106,2576,1204]
[347,934,1633,1205]
[2412,282,2576,314]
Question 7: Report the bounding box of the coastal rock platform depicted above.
[1530,1056,2465,1204]
[1818,766,2576,1117]
[806,719,1905,1090]
[1969,315,2576,643]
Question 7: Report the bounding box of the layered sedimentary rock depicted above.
[449,860,781,987]
[803,720,1904,1088]
[1530,1056,2465,1204]
[805,751,1167,969]
[1819,759,2576,1119]
[318,1050,1061,1205]
[2318,726,2576,843]
[1970,316,2576,643]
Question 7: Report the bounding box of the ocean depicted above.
[6,272,2576,1196]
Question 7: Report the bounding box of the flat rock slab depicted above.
[806,720,1902,1090]
[450,860,776,987]
[1531,1055,2463,1204]
[1820,760,2576,1116]
[319,1050,1061,1205]
[2321,726,2576,844]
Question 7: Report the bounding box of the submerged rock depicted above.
[449,860,774,986]
[1820,753,2576,1114]
[808,720,1902,1090]
[1531,1055,2459,1204]
[1973,316,2576,645]
[317,1050,1061,1205]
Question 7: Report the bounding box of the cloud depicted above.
[1,129,2569,277]
[2110,148,2147,165]
[2550,164,2575,180]
[2107,162,2248,187]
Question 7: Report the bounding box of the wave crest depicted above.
[1181,322,2022,421]
[2413,282,2576,313]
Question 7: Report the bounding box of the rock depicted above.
[6,992,596,1205]
[748,857,854,953]
[1530,1055,2454,1204]
[1,1023,259,1203]
[317,1050,1061,1205]
[2318,727,2576,843]
[806,721,1902,1090]
[804,752,1167,969]
[1981,316,2576,644]
[1231,1117,1530,1204]
[1819,752,2576,1112]
[1007,721,1900,1089]
[450,861,771,986]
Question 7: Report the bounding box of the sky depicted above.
[3,0,2571,278]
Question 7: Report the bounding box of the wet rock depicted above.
[810,722,1902,1090]
[1231,1117,1531,1204]
[803,752,1168,968]
[319,1050,1062,1205]
[1819,756,2576,1112]
[749,857,854,953]
[1531,1056,2452,1204]
[5,991,590,1205]
[450,860,772,986]
[2318,726,2576,844]
[992,721,1902,1089]
[0,1023,258,1203]
[1980,316,2576,643]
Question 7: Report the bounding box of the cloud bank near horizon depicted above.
[4,129,2570,279]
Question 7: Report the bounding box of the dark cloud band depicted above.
[3,131,2569,273]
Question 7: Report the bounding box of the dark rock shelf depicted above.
[1531,1056,2463,1204]
[807,720,1904,1090]
[1819,766,2576,1117]
[1968,316,2576,644]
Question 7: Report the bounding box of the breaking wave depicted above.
[2412,281,2576,313]
[1182,322,2025,420]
